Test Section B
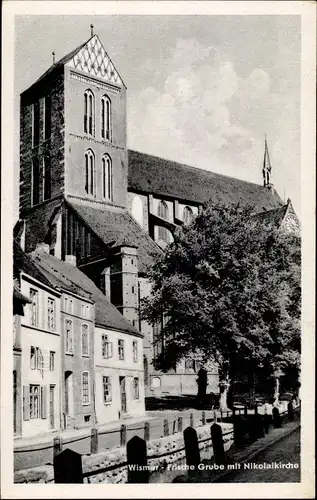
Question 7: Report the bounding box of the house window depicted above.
[43,155,51,201]
[64,296,73,314]
[32,101,40,147]
[47,298,55,331]
[32,157,40,206]
[29,385,40,419]
[44,94,51,140]
[132,341,138,362]
[65,319,73,353]
[101,95,111,141]
[102,334,113,359]
[133,378,140,400]
[118,339,125,360]
[84,89,94,136]
[82,372,90,405]
[102,154,113,200]
[85,150,95,195]
[183,206,193,225]
[81,324,89,356]
[102,376,112,403]
[49,351,55,371]
[30,346,44,371]
[157,201,170,242]
[29,289,38,326]
[81,303,90,319]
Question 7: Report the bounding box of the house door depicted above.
[49,385,55,429]
[119,377,127,413]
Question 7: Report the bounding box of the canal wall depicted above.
[14,422,233,484]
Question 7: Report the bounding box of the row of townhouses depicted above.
[13,241,144,438]
[13,31,300,439]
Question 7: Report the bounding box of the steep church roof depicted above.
[32,251,142,337]
[22,34,124,95]
[128,150,283,211]
[254,198,300,231]
[67,199,161,274]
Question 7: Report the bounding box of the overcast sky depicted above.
[14,14,301,218]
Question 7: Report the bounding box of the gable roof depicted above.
[67,199,161,274]
[32,251,142,337]
[254,198,300,230]
[13,240,54,289]
[23,34,124,95]
[128,150,283,211]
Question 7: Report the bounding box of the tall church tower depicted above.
[19,33,128,218]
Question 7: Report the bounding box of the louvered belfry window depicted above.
[84,89,94,136]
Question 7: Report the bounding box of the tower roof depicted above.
[22,34,125,95]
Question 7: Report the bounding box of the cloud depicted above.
[128,38,272,180]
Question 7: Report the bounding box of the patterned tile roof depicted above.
[24,34,124,94]
[128,150,283,211]
[32,251,142,337]
[253,205,288,227]
[67,199,161,274]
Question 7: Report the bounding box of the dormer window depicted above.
[102,154,113,200]
[84,89,95,136]
[101,95,111,141]
[85,150,95,195]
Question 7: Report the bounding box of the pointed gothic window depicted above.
[44,94,52,140]
[157,200,169,242]
[102,154,113,200]
[32,101,40,147]
[32,158,40,206]
[101,95,111,141]
[43,155,51,201]
[183,206,193,225]
[84,89,95,136]
[85,150,95,195]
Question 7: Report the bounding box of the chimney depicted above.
[34,242,50,254]
[65,255,77,267]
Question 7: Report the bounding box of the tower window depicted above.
[102,154,113,200]
[43,155,51,201]
[32,157,40,206]
[84,89,95,136]
[101,95,111,141]
[32,101,40,147]
[85,150,95,195]
[44,94,51,140]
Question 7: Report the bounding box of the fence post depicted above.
[127,436,149,483]
[190,412,194,428]
[220,410,223,422]
[210,423,225,465]
[53,436,63,459]
[120,424,127,446]
[144,421,150,441]
[287,402,294,421]
[90,427,98,454]
[54,448,83,483]
[244,405,248,416]
[183,427,200,475]
[272,407,282,428]
[201,411,206,426]
[177,416,183,433]
[163,419,169,437]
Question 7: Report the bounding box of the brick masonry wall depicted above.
[20,67,65,216]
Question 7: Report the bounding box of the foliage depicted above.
[141,203,301,390]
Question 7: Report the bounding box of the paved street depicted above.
[221,428,300,483]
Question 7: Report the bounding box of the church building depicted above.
[17,30,299,396]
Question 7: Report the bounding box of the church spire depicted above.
[262,135,272,187]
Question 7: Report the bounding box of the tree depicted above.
[141,203,301,410]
